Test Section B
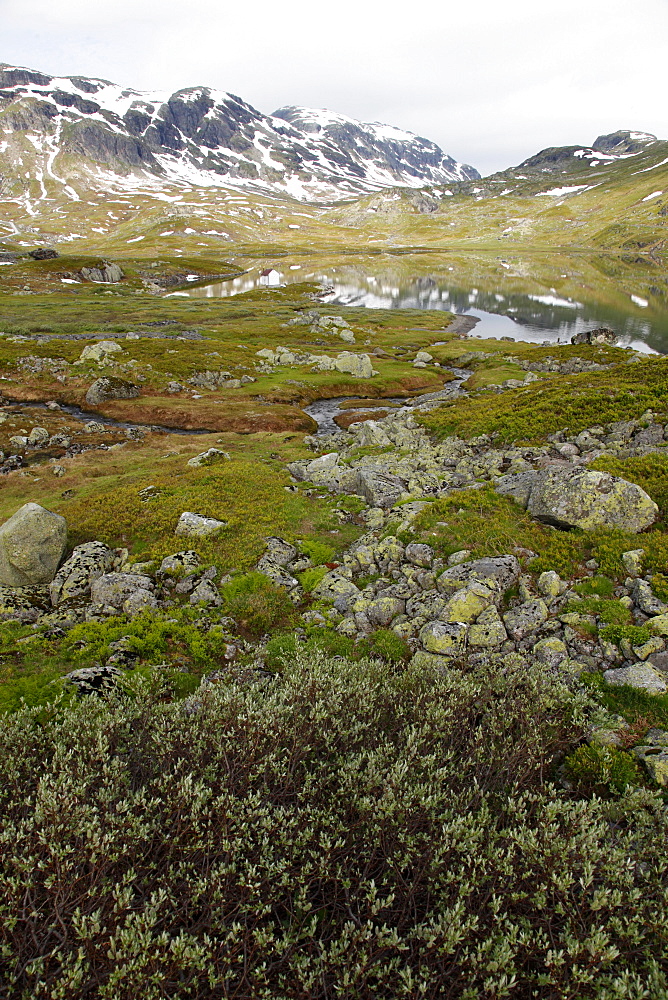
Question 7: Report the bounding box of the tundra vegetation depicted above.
[1,252,668,995]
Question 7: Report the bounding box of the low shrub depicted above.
[563,743,645,794]
[574,575,615,597]
[1,654,667,997]
[355,628,412,663]
[298,565,328,593]
[220,572,296,637]
[299,538,336,565]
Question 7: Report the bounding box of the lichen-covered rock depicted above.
[354,469,405,508]
[405,542,434,567]
[621,548,645,576]
[175,512,227,538]
[85,376,140,405]
[190,580,222,606]
[437,555,520,599]
[603,662,668,694]
[123,589,158,617]
[333,353,375,378]
[365,596,405,626]
[50,540,116,605]
[187,448,231,468]
[532,637,568,667]
[90,572,154,610]
[159,551,201,575]
[441,582,496,623]
[0,503,67,587]
[631,579,668,616]
[633,746,668,786]
[263,537,298,567]
[526,468,658,532]
[537,571,564,598]
[467,606,507,647]
[419,620,467,656]
[255,558,299,591]
[27,426,49,445]
[312,571,359,602]
[503,599,549,639]
[79,341,123,362]
[80,262,124,283]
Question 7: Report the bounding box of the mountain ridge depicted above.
[0,62,479,204]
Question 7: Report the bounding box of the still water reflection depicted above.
[181,255,668,354]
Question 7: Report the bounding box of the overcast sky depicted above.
[3,0,667,175]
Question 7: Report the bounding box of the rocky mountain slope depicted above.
[0,62,478,208]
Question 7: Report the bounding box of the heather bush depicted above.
[1,653,667,998]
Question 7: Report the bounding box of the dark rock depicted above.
[28,248,59,260]
[85,377,140,405]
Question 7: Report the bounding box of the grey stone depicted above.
[90,572,154,610]
[80,263,124,283]
[50,540,116,605]
[437,555,521,599]
[187,448,230,468]
[159,551,201,575]
[419,620,467,656]
[190,580,222,606]
[333,352,375,378]
[0,503,67,587]
[526,467,658,532]
[366,596,405,626]
[263,537,298,567]
[175,512,227,538]
[621,549,645,576]
[467,606,507,647]
[27,426,49,445]
[631,579,668,616]
[354,469,405,508]
[123,589,158,616]
[79,341,122,362]
[405,542,434,567]
[312,571,359,602]
[85,377,140,405]
[503,599,549,639]
[603,662,668,694]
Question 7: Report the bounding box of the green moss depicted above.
[582,672,668,728]
[563,743,645,794]
[598,624,652,647]
[298,566,328,593]
[574,575,615,597]
[565,597,631,627]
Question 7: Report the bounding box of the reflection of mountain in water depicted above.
[322,273,663,352]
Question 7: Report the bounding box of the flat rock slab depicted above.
[175,512,227,538]
[604,662,668,694]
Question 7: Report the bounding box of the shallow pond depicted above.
[182,252,668,354]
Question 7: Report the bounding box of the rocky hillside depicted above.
[0,62,478,206]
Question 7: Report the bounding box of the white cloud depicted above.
[2,0,667,174]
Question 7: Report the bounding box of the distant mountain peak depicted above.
[0,64,479,201]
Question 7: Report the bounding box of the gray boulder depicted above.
[0,503,67,586]
[175,512,227,538]
[86,377,140,405]
[521,468,657,532]
[571,327,617,346]
[604,662,668,694]
[50,540,116,605]
[190,580,223,606]
[437,555,521,599]
[187,448,231,468]
[263,537,298,567]
[80,262,124,283]
[159,551,201,575]
[419,621,467,657]
[354,469,405,508]
[503,599,549,639]
[90,572,154,610]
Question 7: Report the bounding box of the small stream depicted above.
[304,367,471,435]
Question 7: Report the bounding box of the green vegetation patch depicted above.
[420,357,668,444]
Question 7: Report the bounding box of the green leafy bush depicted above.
[299,539,336,565]
[1,654,667,998]
[566,597,632,627]
[574,575,615,597]
[355,628,412,663]
[599,623,652,647]
[220,572,296,637]
[298,565,328,593]
[563,743,644,794]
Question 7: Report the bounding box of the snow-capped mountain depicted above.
[0,63,478,202]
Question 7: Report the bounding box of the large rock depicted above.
[499,467,658,532]
[354,469,405,508]
[503,599,549,639]
[79,341,123,362]
[333,353,375,378]
[90,572,154,610]
[80,262,124,283]
[437,555,521,599]
[419,620,467,657]
[86,376,140,405]
[571,327,617,346]
[50,540,116,605]
[0,503,67,586]
[175,512,227,538]
[187,448,231,468]
[604,662,668,694]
